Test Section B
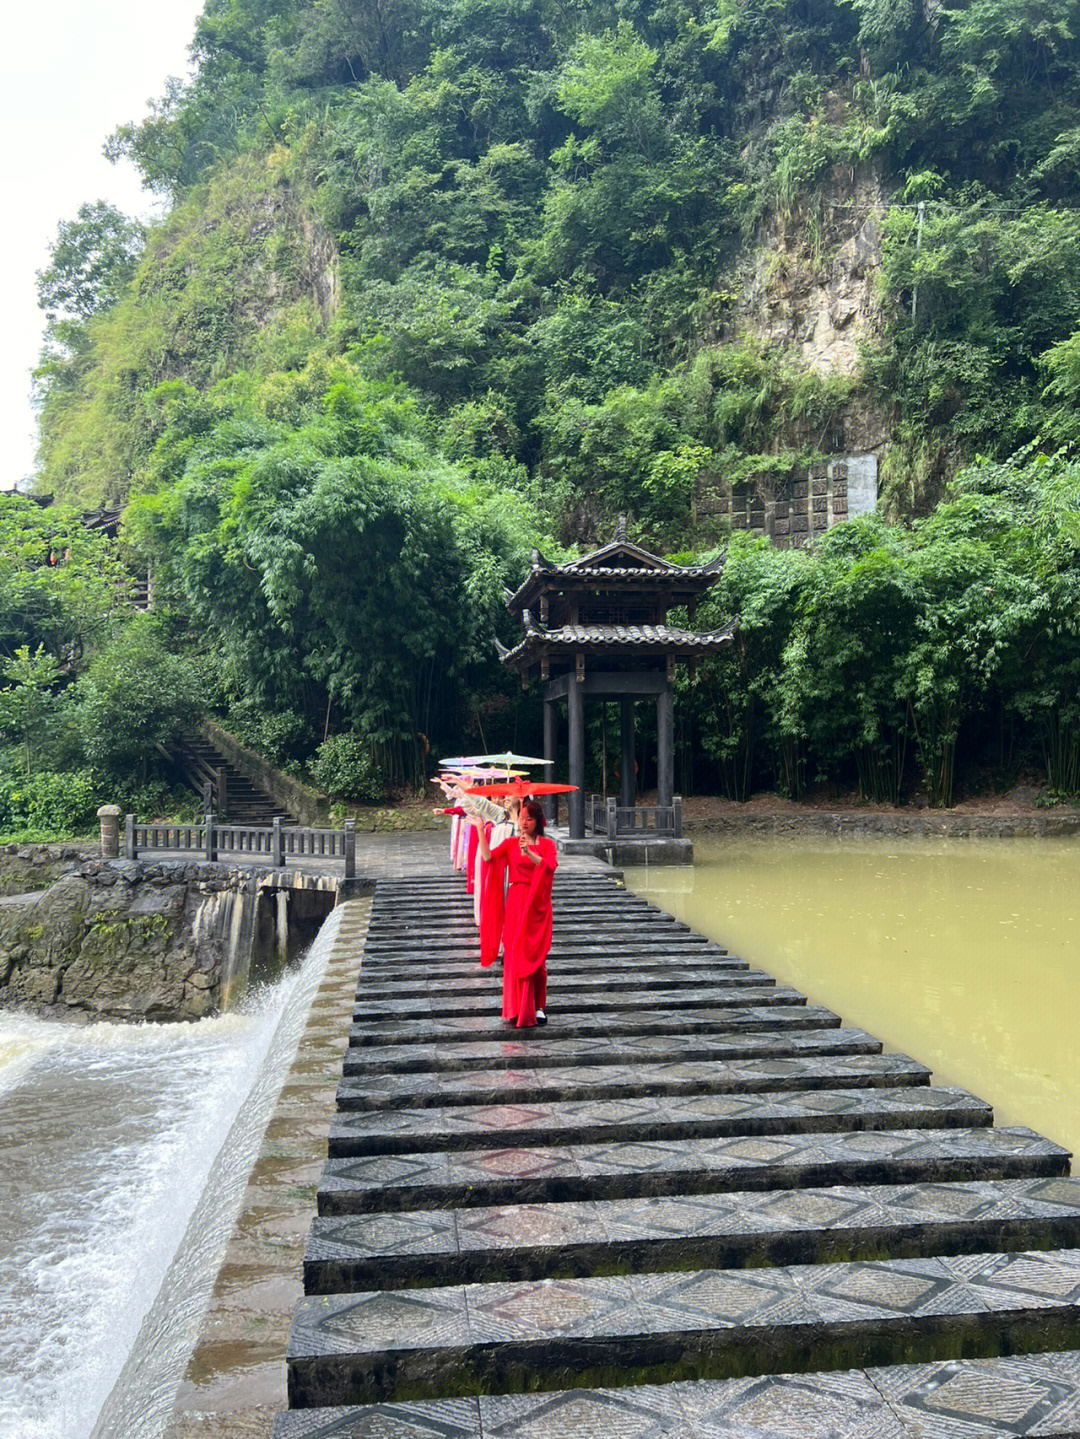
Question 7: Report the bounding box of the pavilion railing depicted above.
[585,794,683,839]
[124,814,356,877]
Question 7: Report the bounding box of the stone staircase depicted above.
[168,730,293,825]
[273,869,1080,1438]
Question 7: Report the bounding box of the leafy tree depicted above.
[75,619,204,774]
[0,646,63,775]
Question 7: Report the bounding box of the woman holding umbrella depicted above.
[472,798,558,1028]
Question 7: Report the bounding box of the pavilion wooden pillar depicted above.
[620,699,636,810]
[543,698,558,827]
[567,671,585,838]
[656,682,674,810]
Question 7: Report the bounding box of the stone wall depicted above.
[686,811,1080,839]
[0,853,341,1022]
[694,456,878,548]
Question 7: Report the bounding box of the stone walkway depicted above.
[272,837,1080,1437]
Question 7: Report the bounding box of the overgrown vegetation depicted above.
[681,450,1080,807]
[17,0,1080,808]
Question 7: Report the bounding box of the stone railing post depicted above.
[606,797,618,837]
[272,816,285,868]
[215,766,228,818]
[673,795,683,838]
[205,813,217,862]
[125,814,136,860]
[343,819,356,880]
[97,804,121,859]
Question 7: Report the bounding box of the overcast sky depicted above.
[1,0,207,492]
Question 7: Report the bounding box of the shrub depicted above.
[0,768,97,837]
[311,733,384,803]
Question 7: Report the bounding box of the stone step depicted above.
[341,1025,884,1077]
[316,1126,1068,1215]
[304,1176,1080,1293]
[271,1347,1080,1439]
[359,949,742,975]
[353,963,755,1000]
[359,938,726,961]
[365,916,696,935]
[366,907,684,929]
[335,1052,932,1112]
[285,1245,1080,1408]
[349,982,796,1024]
[346,1003,835,1049]
[326,1086,991,1159]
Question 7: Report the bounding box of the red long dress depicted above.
[489,834,558,1027]
[478,822,505,968]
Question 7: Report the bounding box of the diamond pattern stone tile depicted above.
[271,1397,482,1438]
[335,1052,931,1113]
[346,1004,841,1049]
[327,1085,990,1159]
[341,1027,885,1077]
[317,1127,1070,1216]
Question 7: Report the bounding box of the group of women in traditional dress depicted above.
[434,772,558,1029]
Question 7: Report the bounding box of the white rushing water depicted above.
[0,905,340,1439]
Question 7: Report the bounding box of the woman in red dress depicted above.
[473,799,557,1028]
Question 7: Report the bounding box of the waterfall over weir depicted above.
[0,904,342,1439]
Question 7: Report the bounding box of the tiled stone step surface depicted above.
[346,1003,840,1049]
[360,937,726,960]
[340,1026,888,1076]
[359,951,743,978]
[285,1246,1080,1408]
[304,1177,1080,1293]
[271,1348,1080,1439]
[350,980,796,1023]
[317,1126,1070,1216]
[335,1052,933,1112]
[365,909,690,932]
[353,962,754,1000]
[325,1086,991,1159]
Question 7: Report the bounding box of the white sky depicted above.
[1,0,207,492]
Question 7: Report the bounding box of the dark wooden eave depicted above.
[501,618,736,673]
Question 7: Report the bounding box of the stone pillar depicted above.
[543,699,558,826]
[97,805,121,860]
[620,699,636,810]
[273,816,285,868]
[276,890,290,964]
[656,684,674,810]
[567,677,585,839]
[343,819,356,880]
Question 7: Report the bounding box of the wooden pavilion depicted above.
[499,518,735,839]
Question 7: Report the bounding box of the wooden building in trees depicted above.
[499,519,734,838]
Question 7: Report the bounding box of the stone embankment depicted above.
[272,856,1080,1438]
[0,848,340,1021]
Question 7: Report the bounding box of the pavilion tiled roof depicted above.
[498,618,736,668]
[505,550,724,612]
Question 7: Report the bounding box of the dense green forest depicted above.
[9,0,1080,823]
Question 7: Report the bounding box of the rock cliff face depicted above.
[0,852,339,1022]
[735,171,894,456]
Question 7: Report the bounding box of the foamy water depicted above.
[0,905,340,1439]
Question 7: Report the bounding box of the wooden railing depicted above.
[585,793,683,839]
[125,815,356,878]
[157,741,228,816]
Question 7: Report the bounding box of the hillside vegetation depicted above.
[15,0,1080,809]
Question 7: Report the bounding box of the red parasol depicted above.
[463,780,578,799]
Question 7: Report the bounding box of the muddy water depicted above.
[624,834,1080,1158]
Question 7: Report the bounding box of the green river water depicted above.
[624,833,1080,1159]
